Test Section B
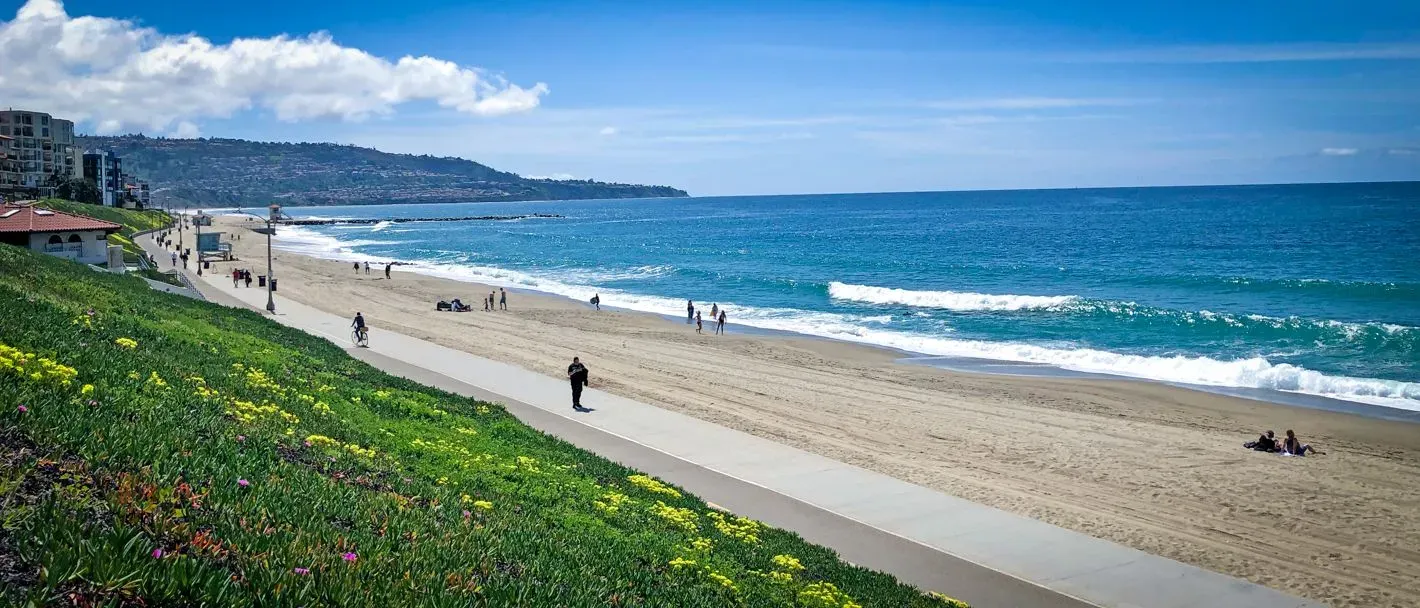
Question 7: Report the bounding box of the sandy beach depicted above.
[204,215,1419,607]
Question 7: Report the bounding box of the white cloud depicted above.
[170,121,200,139]
[598,126,618,136]
[1321,147,1359,156]
[1388,148,1417,156]
[0,0,548,134]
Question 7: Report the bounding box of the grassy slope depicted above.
[0,245,965,608]
[34,198,171,263]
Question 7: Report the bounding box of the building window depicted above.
[41,128,49,138]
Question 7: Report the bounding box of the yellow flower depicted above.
[593,491,632,514]
[80,384,95,395]
[708,511,761,544]
[772,554,804,572]
[707,571,738,593]
[929,592,970,608]
[690,537,712,552]
[651,501,699,534]
[668,557,697,569]
[628,474,681,498]
[305,435,340,448]
[472,500,493,510]
[797,582,862,608]
[114,337,138,349]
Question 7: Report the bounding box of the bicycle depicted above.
[351,328,369,348]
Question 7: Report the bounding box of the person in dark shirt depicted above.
[1250,430,1278,452]
[567,357,589,410]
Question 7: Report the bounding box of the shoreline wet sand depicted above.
[207,214,1420,607]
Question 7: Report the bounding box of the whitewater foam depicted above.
[828,282,1078,311]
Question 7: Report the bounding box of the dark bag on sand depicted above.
[436,301,451,311]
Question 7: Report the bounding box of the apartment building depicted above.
[0,110,79,191]
[82,150,125,207]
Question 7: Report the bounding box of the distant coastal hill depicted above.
[76,135,689,207]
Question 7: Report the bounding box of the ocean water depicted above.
[264,182,1420,412]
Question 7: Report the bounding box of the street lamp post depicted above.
[265,204,279,313]
[195,211,203,276]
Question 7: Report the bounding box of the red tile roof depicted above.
[0,203,122,234]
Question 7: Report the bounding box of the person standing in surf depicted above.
[567,357,589,410]
[687,300,695,324]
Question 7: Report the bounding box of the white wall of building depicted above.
[28,230,111,265]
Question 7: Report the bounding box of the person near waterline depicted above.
[695,310,703,334]
[499,288,507,310]
[591,293,601,310]
[353,261,360,273]
[483,296,490,311]
[687,300,695,324]
[364,261,370,274]
[384,263,392,279]
[710,303,719,320]
[716,309,727,335]
[567,357,589,409]
[489,291,497,312]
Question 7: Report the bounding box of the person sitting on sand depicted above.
[1281,429,1324,456]
[1246,430,1279,452]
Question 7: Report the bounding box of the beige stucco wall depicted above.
[28,230,111,265]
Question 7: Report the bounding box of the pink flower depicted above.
[151,548,163,559]
[87,400,98,407]
[237,479,250,488]
[462,510,472,518]
[342,552,357,562]
[293,567,310,575]
[303,440,312,447]
[236,435,246,443]
[16,405,26,413]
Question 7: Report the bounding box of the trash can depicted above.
[271,278,278,292]
[258,275,267,287]
[203,260,210,270]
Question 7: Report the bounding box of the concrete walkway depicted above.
[140,232,1320,608]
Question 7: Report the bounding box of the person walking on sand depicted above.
[384,263,392,279]
[364,261,370,275]
[716,309,727,335]
[490,291,497,312]
[567,357,589,410]
[591,293,601,311]
[687,300,695,324]
[353,261,360,274]
[696,310,703,333]
[710,303,719,320]
[499,288,507,310]
[483,296,490,311]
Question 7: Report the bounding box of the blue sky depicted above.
[8,0,1420,195]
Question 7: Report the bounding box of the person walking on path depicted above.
[499,288,507,310]
[567,357,589,410]
[591,293,601,311]
[695,310,703,334]
[170,252,177,267]
[232,268,240,287]
[687,300,695,324]
[244,270,253,288]
[384,263,392,279]
[716,309,727,335]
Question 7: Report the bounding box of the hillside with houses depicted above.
[77,135,689,208]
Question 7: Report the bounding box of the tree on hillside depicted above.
[56,177,102,205]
